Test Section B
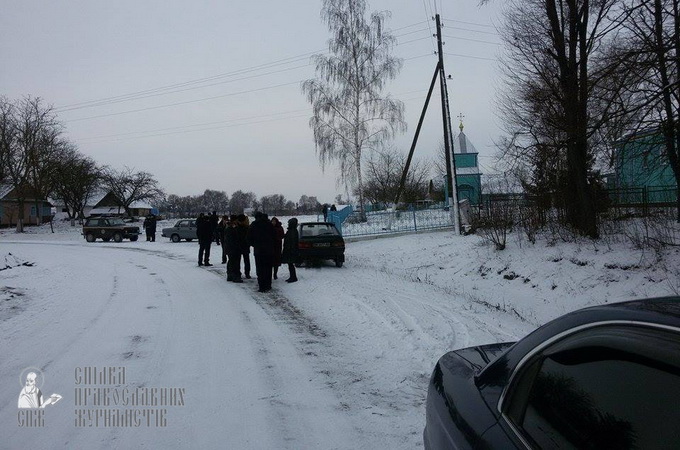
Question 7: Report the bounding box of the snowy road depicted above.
[1,233,530,449]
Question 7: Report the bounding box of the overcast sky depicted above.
[1,0,504,204]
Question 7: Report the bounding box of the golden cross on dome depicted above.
[457,113,465,132]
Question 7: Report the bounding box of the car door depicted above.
[178,220,197,239]
[492,324,680,449]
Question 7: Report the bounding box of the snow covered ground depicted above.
[1,218,679,449]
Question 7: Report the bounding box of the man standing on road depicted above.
[210,211,219,245]
[247,212,275,292]
[197,213,213,266]
[225,215,243,283]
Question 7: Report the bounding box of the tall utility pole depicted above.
[435,14,460,234]
[392,14,460,234]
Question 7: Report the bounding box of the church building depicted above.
[453,119,483,205]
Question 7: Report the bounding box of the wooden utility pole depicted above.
[435,14,460,234]
[392,14,460,234]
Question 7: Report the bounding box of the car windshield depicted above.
[300,224,340,238]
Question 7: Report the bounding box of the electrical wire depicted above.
[442,35,501,46]
[443,52,497,62]
[55,50,324,112]
[56,22,429,114]
[441,18,496,29]
[64,80,304,122]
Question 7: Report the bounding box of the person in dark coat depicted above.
[236,214,251,279]
[281,217,299,283]
[217,215,229,264]
[271,217,285,280]
[147,215,157,241]
[247,212,275,292]
[210,211,219,245]
[196,213,213,266]
[224,215,243,282]
[330,204,337,212]
[322,204,329,222]
[143,216,153,241]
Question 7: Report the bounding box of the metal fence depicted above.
[606,186,677,207]
[338,205,455,237]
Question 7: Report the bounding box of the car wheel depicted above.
[85,233,96,243]
[130,236,138,242]
[113,232,123,243]
[171,234,180,243]
[335,259,343,268]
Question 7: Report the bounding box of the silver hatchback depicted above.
[162,219,197,242]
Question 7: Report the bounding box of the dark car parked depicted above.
[296,222,345,267]
[82,216,140,242]
[162,219,197,242]
[424,296,680,449]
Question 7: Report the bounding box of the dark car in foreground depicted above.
[424,296,680,449]
[162,219,197,242]
[82,216,140,242]
[296,222,345,267]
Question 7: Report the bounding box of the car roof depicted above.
[477,296,680,384]
[299,222,335,226]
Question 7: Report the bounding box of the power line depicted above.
[56,23,429,114]
[441,17,496,29]
[443,25,498,37]
[76,107,313,142]
[64,80,305,122]
[442,35,501,46]
[78,113,312,144]
[58,63,312,113]
[55,50,324,112]
[74,85,433,143]
[421,0,437,54]
[444,52,496,62]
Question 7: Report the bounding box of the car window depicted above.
[108,218,125,226]
[507,328,680,449]
[179,221,188,228]
[300,224,339,237]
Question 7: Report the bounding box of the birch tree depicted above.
[302,0,405,217]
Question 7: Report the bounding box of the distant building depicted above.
[454,120,483,205]
[0,183,52,227]
[609,129,677,205]
[53,190,153,218]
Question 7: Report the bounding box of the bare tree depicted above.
[496,0,625,238]
[614,0,680,221]
[1,97,62,232]
[53,148,101,223]
[228,190,257,214]
[260,194,287,215]
[102,166,164,216]
[200,189,229,213]
[302,0,406,217]
[363,147,430,205]
[298,195,321,213]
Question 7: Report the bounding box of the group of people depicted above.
[195,211,299,293]
[321,203,337,222]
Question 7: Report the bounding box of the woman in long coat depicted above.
[271,217,285,279]
[280,217,299,283]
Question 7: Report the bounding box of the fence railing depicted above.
[606,186,677,207]
[339,206,455,237]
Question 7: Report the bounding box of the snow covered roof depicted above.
[455,131,478,155]
[456,167,481,175]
